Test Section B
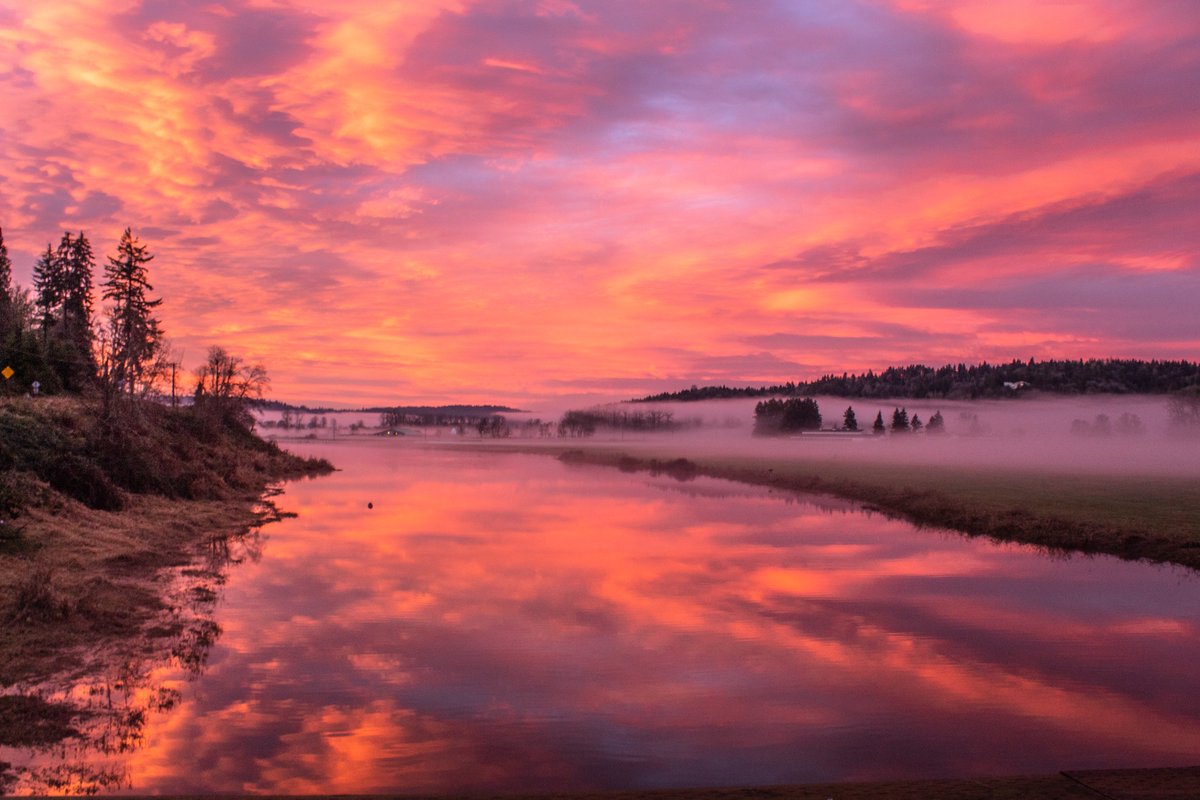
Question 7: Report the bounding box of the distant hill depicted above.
[635,359,1200,402]
[252,400,522,417]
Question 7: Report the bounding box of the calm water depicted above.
[8,441,1200,793]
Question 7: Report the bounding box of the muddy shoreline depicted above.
[0,396,333,791]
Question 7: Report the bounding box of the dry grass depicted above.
[0,395,332,754]
[0,490,272,686]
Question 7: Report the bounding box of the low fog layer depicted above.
[257,394,1199,478]
[588,395,1200,478]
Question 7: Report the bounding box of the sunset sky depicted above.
[1,0,1197,407]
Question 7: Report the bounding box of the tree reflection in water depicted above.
[0,525,265,794]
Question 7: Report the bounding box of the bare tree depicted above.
[194,346,269,407]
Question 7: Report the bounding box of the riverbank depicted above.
[453,437,1200,572]
[50,764,1200,798]
[0,396,333,760]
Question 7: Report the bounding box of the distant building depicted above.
[1003,381,1031,391]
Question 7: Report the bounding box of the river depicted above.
[6,440,1199,793]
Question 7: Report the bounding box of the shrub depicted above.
[43,453,124,510]
[0,469,29,519]
[7,566,72,623]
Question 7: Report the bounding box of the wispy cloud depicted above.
[0,0,1196,403]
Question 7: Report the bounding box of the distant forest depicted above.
[636,359,1200,402]
[252,399,521,418]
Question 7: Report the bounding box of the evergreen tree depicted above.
[754,397,821,433]
[28,231,100,391]
[873,411,885,435]
[843,406,858,431]
[0,226,13,338]
[32,243,63,339]
[60,231,97,386]
[926,410,945,434]
[62,232,95,335]
[782,397,821,431]
[0,226,12,302]
[102,228,162,396]
[911,414,923,432]
[891,407,910,433]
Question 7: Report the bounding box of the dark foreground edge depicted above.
[93,766,1200,800]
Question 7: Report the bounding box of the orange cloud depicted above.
[0,0,1197,404]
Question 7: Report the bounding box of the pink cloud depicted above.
[0,0,1197,403]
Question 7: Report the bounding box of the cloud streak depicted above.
[0,0,1197,404]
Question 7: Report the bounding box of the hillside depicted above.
[637,358,1200,402]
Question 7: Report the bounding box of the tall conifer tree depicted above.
[102,228,162,395]
[0,227,12,334]
[32,243,62,340]
[0,226,13,360]
[57,231,98,387]
[0,226,12,302]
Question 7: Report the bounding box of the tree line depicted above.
[638,358,1200,402]
[467,409,694,439]
[0,224,266,416]
[378,408,520,428]
[0,226,163,401]
[752,397,947,436]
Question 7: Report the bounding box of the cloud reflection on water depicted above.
[114,444,1200,793]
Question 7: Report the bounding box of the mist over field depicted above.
[595,395,1199,478]
[263,393,1200,479]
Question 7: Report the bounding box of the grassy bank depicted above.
[0,396,332,764]
[467,439,1200,572]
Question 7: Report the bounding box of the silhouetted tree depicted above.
[0,227,18,391]
[57,231,97,389]
[890,407,910,433]
[102,228,162,397]
[63,234,95,334]
[873,411,885,435]
[0,226,13,342]
[476,415,510,438]
[842,406,858,431]
[638,358,1200,402]
[926,410,945,434]
[1167,387,1200,437]
[558,410,596,437]
[754,397,821,434]
[911,414,923,433]
[32,243,62,340]
[194,345,269,411]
